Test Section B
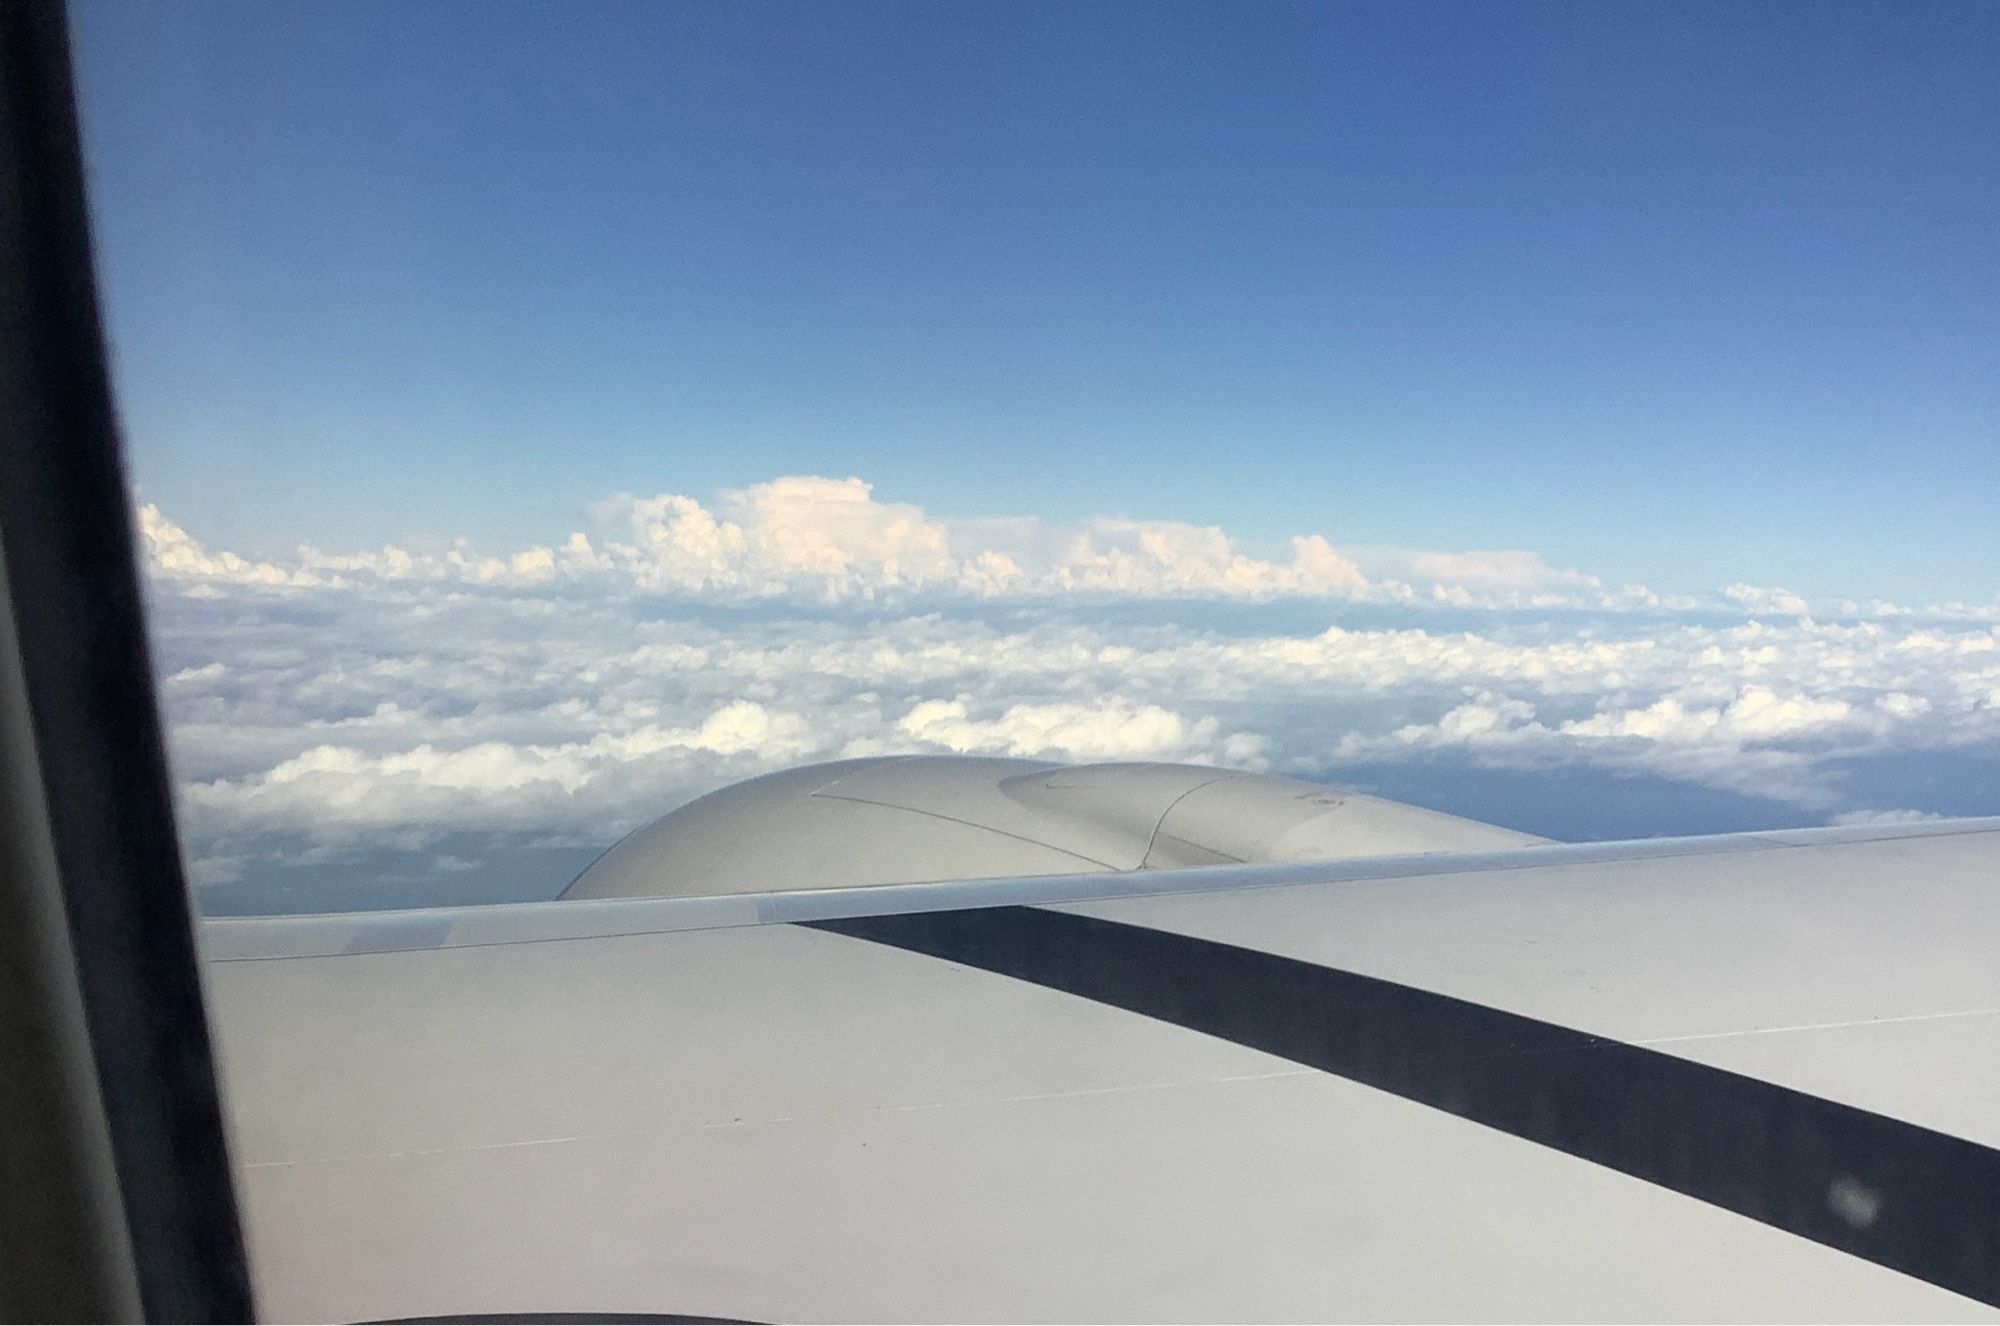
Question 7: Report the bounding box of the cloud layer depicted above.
[138,478,2000,902]
[141,474,1674,609]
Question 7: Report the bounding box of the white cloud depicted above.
[135,478,2000,898]
[1830,809,1945,827]
[593,478,955,597]
[1724,582,1813,617]
[136,477,1653,610]
[139,478,2000,623]
[139,503,299,586]
[1357,547,1602,597]
[592,481,1383,602]
[895,697,1255,764]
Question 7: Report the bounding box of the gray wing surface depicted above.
[204,819,2000,1322]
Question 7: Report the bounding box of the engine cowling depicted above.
[562,756,1544,899]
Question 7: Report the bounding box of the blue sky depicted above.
[72,0,1997,602]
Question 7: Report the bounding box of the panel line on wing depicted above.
[1638,1007,2000,1045]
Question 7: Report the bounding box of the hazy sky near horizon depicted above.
[70,0,1999,605]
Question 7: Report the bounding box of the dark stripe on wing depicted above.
[809,905,2000,1307]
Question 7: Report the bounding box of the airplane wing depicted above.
[202,814,2000,1322]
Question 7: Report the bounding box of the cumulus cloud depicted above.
[134,477,2000,901]
[893,697,1264,765]
[178,699,819,844]
[139,503,298,587]
[137,476,2000,623]
[137,475,1640,609]
[1724,582,1813,617]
